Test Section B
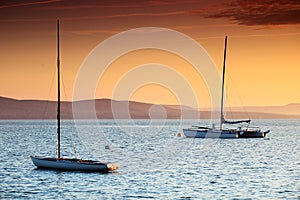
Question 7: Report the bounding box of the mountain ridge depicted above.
[0,96,299,119]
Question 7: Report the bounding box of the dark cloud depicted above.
[189,0,300,25]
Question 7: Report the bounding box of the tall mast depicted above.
[220,36,227,130]
[57,19,61,159]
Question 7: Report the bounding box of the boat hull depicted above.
[30,156,119,172]
[183,129,269,139]
[183,129,238,139]
[238,130,269,138]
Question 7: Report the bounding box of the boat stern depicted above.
[107,163,119,171]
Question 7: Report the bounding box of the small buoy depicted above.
[177,133,182,137]
[105,145,111,150]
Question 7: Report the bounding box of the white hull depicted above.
[183,129,238,138]
[31,156,119,172]
[183,128,268,138]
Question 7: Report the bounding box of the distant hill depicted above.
[0,96,299,119]
[217,103,300,118]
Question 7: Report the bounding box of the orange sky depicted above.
[1,0,300,107]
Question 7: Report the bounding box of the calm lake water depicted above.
[0,119,299,199]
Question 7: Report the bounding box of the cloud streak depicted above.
[147,0,203,6]
[0,0,63,9]
[190,0,300,26]
[43,3,141,10]
[0,11,186,22]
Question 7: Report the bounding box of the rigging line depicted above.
[226,69,250,120]
[60,69,68,121]
[71,124,79,159]
[225,82,232,119]
[67,120,80,158]
[42,67,56,119]
[60,68,69,102]
[224,81,235,119]
[60,70,80,158]
[60,69,80,158]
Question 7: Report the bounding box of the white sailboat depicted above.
[183,36,270,139]
[30,20,119,172]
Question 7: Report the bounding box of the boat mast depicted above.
[57,19,61,159]
[220,36,227,130]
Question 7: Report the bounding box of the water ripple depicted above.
[0,119,299,199]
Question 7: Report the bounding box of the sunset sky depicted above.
[1,0,299,108]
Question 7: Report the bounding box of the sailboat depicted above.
[30,20,119,172]
[183,36,270,139]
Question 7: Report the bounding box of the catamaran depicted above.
[30,20,119,172]
[183,36,270,139]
